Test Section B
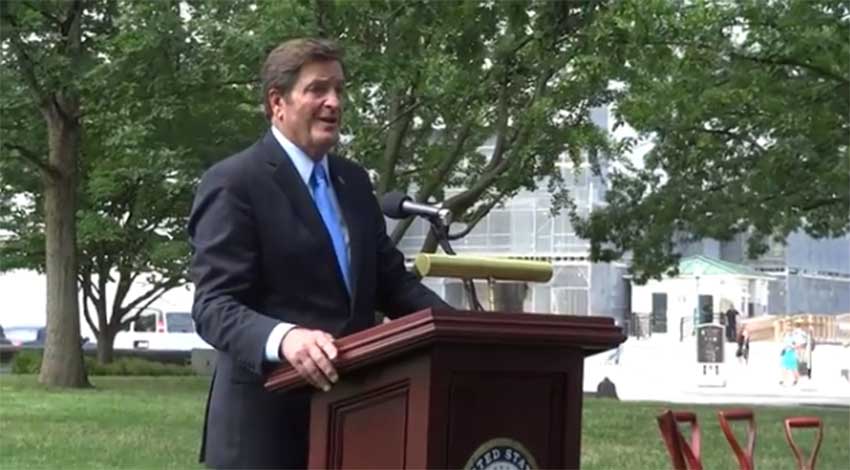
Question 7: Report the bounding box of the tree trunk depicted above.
[421,228,439,254]
[96,328,116,364]
[37,110,89,388]
[389,216,415,246]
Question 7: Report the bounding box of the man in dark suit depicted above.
[188,38,451,469]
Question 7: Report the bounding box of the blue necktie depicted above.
[311,164,351,293]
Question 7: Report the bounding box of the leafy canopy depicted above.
[575,0,849,281]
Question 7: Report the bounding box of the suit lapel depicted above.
[260,132,350,299]
[329,156,364,305]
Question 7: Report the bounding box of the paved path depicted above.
[583,336,850,407]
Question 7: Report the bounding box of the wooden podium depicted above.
[265,309,624,469]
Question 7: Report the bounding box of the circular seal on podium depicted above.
[463,437,539,470]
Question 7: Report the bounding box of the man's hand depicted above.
[280,328,339,391]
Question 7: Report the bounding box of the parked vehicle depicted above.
[2,325,95,350]
[0,324,16,367]
[3,325,44,348]
[113,310,211,351]
[0,324,12,347]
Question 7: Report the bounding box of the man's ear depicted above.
[268,88,283,117]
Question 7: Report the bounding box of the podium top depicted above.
[413,254,553,282]
[265,309,625,393]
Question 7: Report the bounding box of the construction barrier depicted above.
[741,314,850,344]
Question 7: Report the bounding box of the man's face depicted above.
[271,60,344,160]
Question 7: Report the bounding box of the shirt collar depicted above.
[270,126,329,187]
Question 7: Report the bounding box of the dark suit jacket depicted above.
[188,130,450,468]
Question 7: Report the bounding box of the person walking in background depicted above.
[735,326,750,365]
[725,306,739,342]
[791,323,809,380]
[803,327,815,380]
[780,334,799,386]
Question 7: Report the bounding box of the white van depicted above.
[113,310,212,351]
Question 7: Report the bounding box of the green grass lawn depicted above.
[0,375,208,469]
[582,399,848,469]
[0,375,847,469]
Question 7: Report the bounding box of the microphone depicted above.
[380,191,451,222]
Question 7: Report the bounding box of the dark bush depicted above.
[84,356,194,376]
[11,350,193,376]
[11,350,42,374]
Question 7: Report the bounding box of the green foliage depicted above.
[11,350,194,376]
[2,0,626,350]
[574,0,850,281]
[12,1,843,320]
[84,357,194,376]
[10,350,42,374]
[1,1,301,355]
[318,0,619,243]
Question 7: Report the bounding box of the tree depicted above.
[2,0,92,387]
[0,1,301,365]
[73,1,272,363]
[313,0,617,249]
[573,0,849,282]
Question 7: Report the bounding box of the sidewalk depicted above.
[583,336,850,407]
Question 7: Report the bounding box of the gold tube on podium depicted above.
[413,254,553,310]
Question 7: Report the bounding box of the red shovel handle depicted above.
[673,411,702,466]
[718,408,756,470]
[784,417,824,470]
[657,410,703,470]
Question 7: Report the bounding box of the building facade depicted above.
[678,232,850,315]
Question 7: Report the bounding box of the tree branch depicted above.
[313,0,333,36]
[378,98,423,134]
[389,216,416,246]
[394,163,442,179]
[448,190,511,239]
[52,0,85,122]
[800,196,846,212]
[415,121,473,202]
[683,127,767,154]
[728,51,849,86]
[2,142,59,178]
[60,0,84,46]
[111,268,136,318]
[90,259,110,326]
[80,265,108,338]
[117,278,182,331]
[640,38,848,86]
[116,284,181,331]
[122,277,182,314]
[80,283,100,337]
[378,89,414,194]
[118,310,146,331]
[413,63,556,243]
[422,33,562,240]
[0,11,47,103]
[22,1,61,24]
[482,77,510,173]
[130,293,170,322]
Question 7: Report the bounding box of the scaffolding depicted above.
[394,159,628,321]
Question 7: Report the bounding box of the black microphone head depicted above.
[380,191,411,219]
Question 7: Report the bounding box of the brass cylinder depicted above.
[413,254,553,283]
